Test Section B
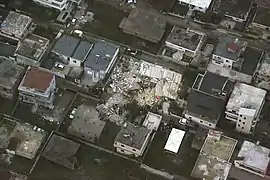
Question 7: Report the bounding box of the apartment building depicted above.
[18,67,56,108]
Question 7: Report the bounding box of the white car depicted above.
[71,108,77,115]
[54,63,65,69]
[69,114,74,119]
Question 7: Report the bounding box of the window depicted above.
[240,115,242,117]
[225,60,229,62]
[238,124,240,127]
[209,124,212,126]
[243,122,245,125]
[200,121,203,123]
[121,144,124,147]
[239,119,241,122]
[242,127,244,129]
[73,60,77,63]
[244,117,246,120]
[121,150,124,152]
[132,149,136,151]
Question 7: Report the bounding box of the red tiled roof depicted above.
[22,67,54,92]
[255,0,270,7]
[228,42,239,52]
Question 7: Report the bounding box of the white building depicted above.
[143,112,162,131]
[234,141,270,177]
[212,36,247,70]
[18,67,56,109]
[165,27,205,57]
[178,0,213,13]
[114,122,151,157]
[225,83,266,134]
[33,0,81,11]
[164,128,185,153]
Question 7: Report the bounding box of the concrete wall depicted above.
[184,113,216,128]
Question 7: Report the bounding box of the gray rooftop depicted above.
[52,35,94,62]
[212,0,253,20]
[186,90,226,123]
[85,40,119,71]
[43,135,80,169]
[198,72,235,96]
[192,154,231,180]
[52,35,80,58]
[0,41,17,57]
[253,5,270,27]
[68,104,106,143]
[166,27,203,51]
[115,122,151,150]
[119,9,166,43]
[15,33,50,61]
[0,11,32,38]
[0,59,24,89]
[72,40,93,61]
[214,36,247,61]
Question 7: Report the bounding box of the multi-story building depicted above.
[165,27,205,57]
[225,83,266,134]
[212,36,247,70]
[32,0,82,11]
[0,11,33,40]
[114,122,151,157]
[185,72,234,129]
[14,33,50,67]
[18,67,56,108]
[212,0,253,22]
[178,0,213,13]
[234,141,270,178]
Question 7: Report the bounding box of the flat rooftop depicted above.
[166,27,204,51]
[0,11,32,38]
[68,104,106,143]
[52,35,94,62]
[179,0,212,9]
[207,63,252,84]
[226,82,266,117]
[253,5,270,27]
[192,153,231,180]
[237,141,270,173]
[15,33,50,61]
[212,0,253,20]
[43,135,80,169]
[115,122,151,150]
[197,71,235,96]
[0,59,24,89]
[213,36,247,61]
[241,47,262,76]
[201,133,237,161]
[119,9,166,43]
[258,52,270,77]
[0,40,17,57]
[20,67,54,92]
[186,90,226,124]
[143,112,162,131]
[85,40,119,71]
[10,123,46,159]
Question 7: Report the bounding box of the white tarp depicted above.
[164,128,185,153]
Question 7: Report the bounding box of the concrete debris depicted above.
[135,88,156,106]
